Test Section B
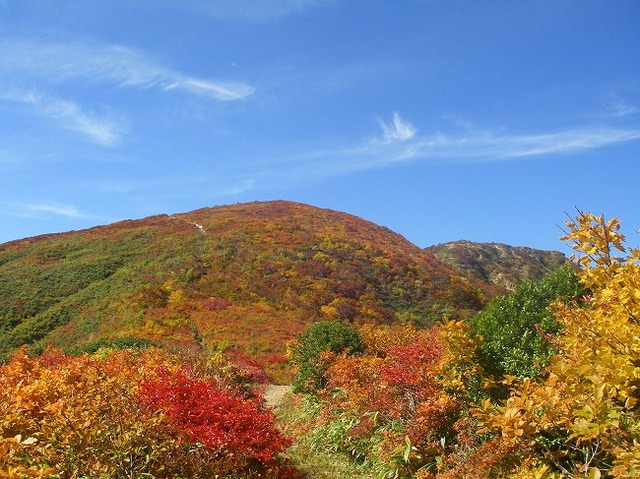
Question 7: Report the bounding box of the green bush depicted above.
[290,320,363,393]
[470,264,585,381]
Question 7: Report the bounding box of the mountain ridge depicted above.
[426,239,568,291]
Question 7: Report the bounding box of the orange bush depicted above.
[321,324,463,475]
[0,347,297,478]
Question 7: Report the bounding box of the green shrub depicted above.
[470,264,585,381]
[290,321,363,393]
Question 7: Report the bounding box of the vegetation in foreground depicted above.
[1,210,638,478]
[0,346,298,478]
[286,211,640,478]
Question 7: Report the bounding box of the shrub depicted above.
[140,368,291,469]
[67,335,160,355]
[323,325,462,477]
[290,320,363,393]
[470,264,585,381]
[0,347,297,478]
[475,212,640,477]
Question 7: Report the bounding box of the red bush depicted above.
[139,368,291,467]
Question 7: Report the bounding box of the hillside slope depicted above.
[426,240,568,291]
[0,201,489,377]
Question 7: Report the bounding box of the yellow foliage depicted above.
[509,458,563,479]
[475,211,640,477]
[439,319,490,394]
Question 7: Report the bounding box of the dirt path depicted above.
[264,384,293,409]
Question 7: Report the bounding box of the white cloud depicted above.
[377,112,417,143]
[403,127,640,161]
[218,178,256,195]
[607,96,639,118]
[165,78,255,101]
[86,174,256,199]
[6,202,87,219]
[0,39,255,101]
[2,89,125,147]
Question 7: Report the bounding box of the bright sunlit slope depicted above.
[0,201,499,378]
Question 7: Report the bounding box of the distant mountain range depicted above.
[0,200,567,377]
[426,240,567,291]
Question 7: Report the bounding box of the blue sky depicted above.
[1,1,639,253]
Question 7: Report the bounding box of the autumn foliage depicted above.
[3,205,637,479]
[287,323,467,477]
[471,212,640,478]
[0,347,295,478]
[287,211,639,479]
[0,201,489,374]
[438,211,640,478]
[140,368,291,466]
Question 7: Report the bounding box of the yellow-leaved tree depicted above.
[476,211,640,478]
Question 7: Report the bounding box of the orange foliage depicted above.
[321,324,463,474]
[0,347,297,478]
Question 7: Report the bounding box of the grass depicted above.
[274,391,378,479]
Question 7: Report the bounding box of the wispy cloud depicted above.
[606,95,639,118]
[376,112,417,144]
[278,114,640,180]
[2,89,125,147]
[164,78,255,101]
[217,178,256,196]
[402,126,640,161]
[0,39,255,101]
[6,201,87,219]
[86,174,256,199]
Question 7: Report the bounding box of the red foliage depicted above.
[263,352,289,365]
[200,297,232,311]
[225,349,271,384]
[324,325,463,469]
[139,368,291,466]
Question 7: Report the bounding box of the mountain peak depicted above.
[0,201,488,379]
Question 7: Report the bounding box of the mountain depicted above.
[426,240,568,292]
[0,201,491,378]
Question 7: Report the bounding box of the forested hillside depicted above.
[0,201,490,377]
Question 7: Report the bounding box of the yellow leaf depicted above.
[588,467,601,479]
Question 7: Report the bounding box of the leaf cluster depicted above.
[473,211,640,478]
